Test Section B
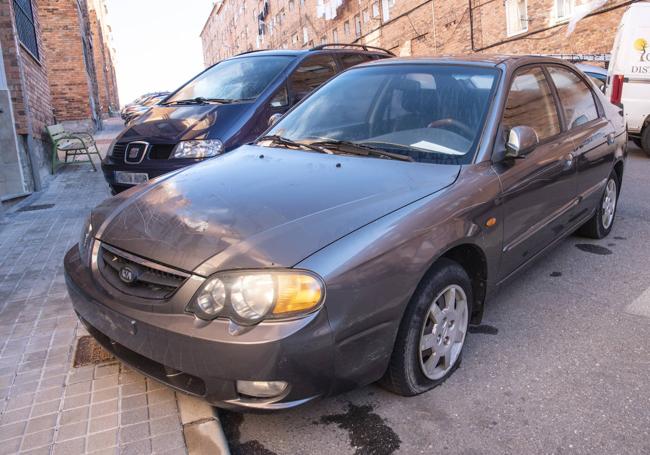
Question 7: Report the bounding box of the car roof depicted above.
[227,47,391,61]
[354,54,575,69]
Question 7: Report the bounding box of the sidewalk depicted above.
[0,118,226,454]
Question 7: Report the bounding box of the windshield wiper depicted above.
[162,97,238,106]
[309,140,414,162]
[257,135,332,154]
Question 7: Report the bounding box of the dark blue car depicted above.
[102,45,393,194]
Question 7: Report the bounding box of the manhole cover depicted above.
[18,203,55,212]
[73,335,115,367]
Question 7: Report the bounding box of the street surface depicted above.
[220,143,650,455]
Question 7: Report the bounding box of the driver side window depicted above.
[503,67,561,140]
[289,55,337,103]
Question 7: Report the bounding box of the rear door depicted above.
[494,66,578,280]
[546,65,616,219]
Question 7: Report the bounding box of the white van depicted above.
[606,1,650,155]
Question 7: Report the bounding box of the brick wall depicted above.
[0,0,54,138]
[201,0,637,66]
[39,0,99,127]
[87,2,119,115]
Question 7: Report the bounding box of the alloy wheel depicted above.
[602,178,617,230]
[418,284,468,380]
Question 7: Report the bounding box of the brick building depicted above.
[200,0,640,66]
[0,0,119,203]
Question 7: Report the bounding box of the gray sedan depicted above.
[64,55,626,412]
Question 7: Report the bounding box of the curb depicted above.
[177,393,231,455]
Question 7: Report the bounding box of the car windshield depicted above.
[263,64,499,164]
[166,56,294,104]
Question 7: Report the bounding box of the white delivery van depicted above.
[606,1,650,155]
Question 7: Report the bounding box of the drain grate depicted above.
[73,335,115,367]
[18,203,55,212]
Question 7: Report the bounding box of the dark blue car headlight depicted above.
[172,140,223,159]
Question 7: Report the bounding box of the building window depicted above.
[13,0,39,59]
[303,26,309,44]
[320,36,327,45]
[354,14,361,37]
[289,0,295,12]
[292,33,298,44]
[332,28,339,42]
[554,0,574,23]
[363,8,370,23]
[505,0,528,36]
[372,1,380,18]
[344,21,350,36]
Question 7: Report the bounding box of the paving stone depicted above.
[120,407,149,426]
[20,428,54,451]
[121,394,147,411]
[0,420,26,442]
[56,420,88,442]
[60,406,90,425]
[149,415,182,437]
[0,437,21,455]
[30,398,61,417]
[89,413,118,433]
[91,399,118,418]
[52,437,86,454]
[87,428,118,451]
[25,412,58,434]
[119,438,152,455]
[92,386,119,403]
[119,421,150,445]
[62,392,91,410]
[151,430,185,453]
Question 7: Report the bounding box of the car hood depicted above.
[94,145,460,275]
[118,102,253,143]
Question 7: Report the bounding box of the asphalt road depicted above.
[219,143,650,455]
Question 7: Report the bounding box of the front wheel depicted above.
[642,127,650,157]
[381,259,472,396]
[577,171,619,239]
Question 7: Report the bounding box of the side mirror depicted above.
[505,126,539,158]
[268,113,283,127]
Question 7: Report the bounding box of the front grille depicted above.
[97,243,189,300]
[111,143,176,161]
[148,144,176,160]
[111,143,127,161]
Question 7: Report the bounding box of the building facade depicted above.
[201,0,639,66]
[0,0,119,204]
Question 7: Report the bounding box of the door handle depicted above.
[606,133,615,145]
[562,152,575,169]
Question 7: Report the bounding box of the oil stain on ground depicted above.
[468,324,499,335]
[218,410,278,455]
[575,244,613,255]
[319,403,401,455]
[550,271,562,277]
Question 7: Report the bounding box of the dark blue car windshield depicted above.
[168,56,294,103]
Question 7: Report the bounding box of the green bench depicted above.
[47,124,101,173]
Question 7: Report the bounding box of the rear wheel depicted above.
[642,127,650,157]
[577,171,619,239]
[381,259,472,396]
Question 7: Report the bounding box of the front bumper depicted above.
[101,158,201,194]
[64,246,335,411]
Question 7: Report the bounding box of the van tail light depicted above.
[610,74,624,105]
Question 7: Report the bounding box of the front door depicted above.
[493,66,578,281]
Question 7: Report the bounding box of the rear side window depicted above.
[502,67,561,140]
[340,53,372,69]
[547,66,599,129]
[289,55,337,101]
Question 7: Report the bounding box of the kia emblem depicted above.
[119,266,137,284]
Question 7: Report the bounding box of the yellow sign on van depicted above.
[633,38,647,52]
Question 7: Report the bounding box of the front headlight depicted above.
[189,270,325,325]
[78,214,94,265]
[171,140,224,159]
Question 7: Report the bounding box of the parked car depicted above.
[121,93,170,125]
[102,45,393,194]
[65,55,626,412]
[606,1,650,155]
[576,63,607,93]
